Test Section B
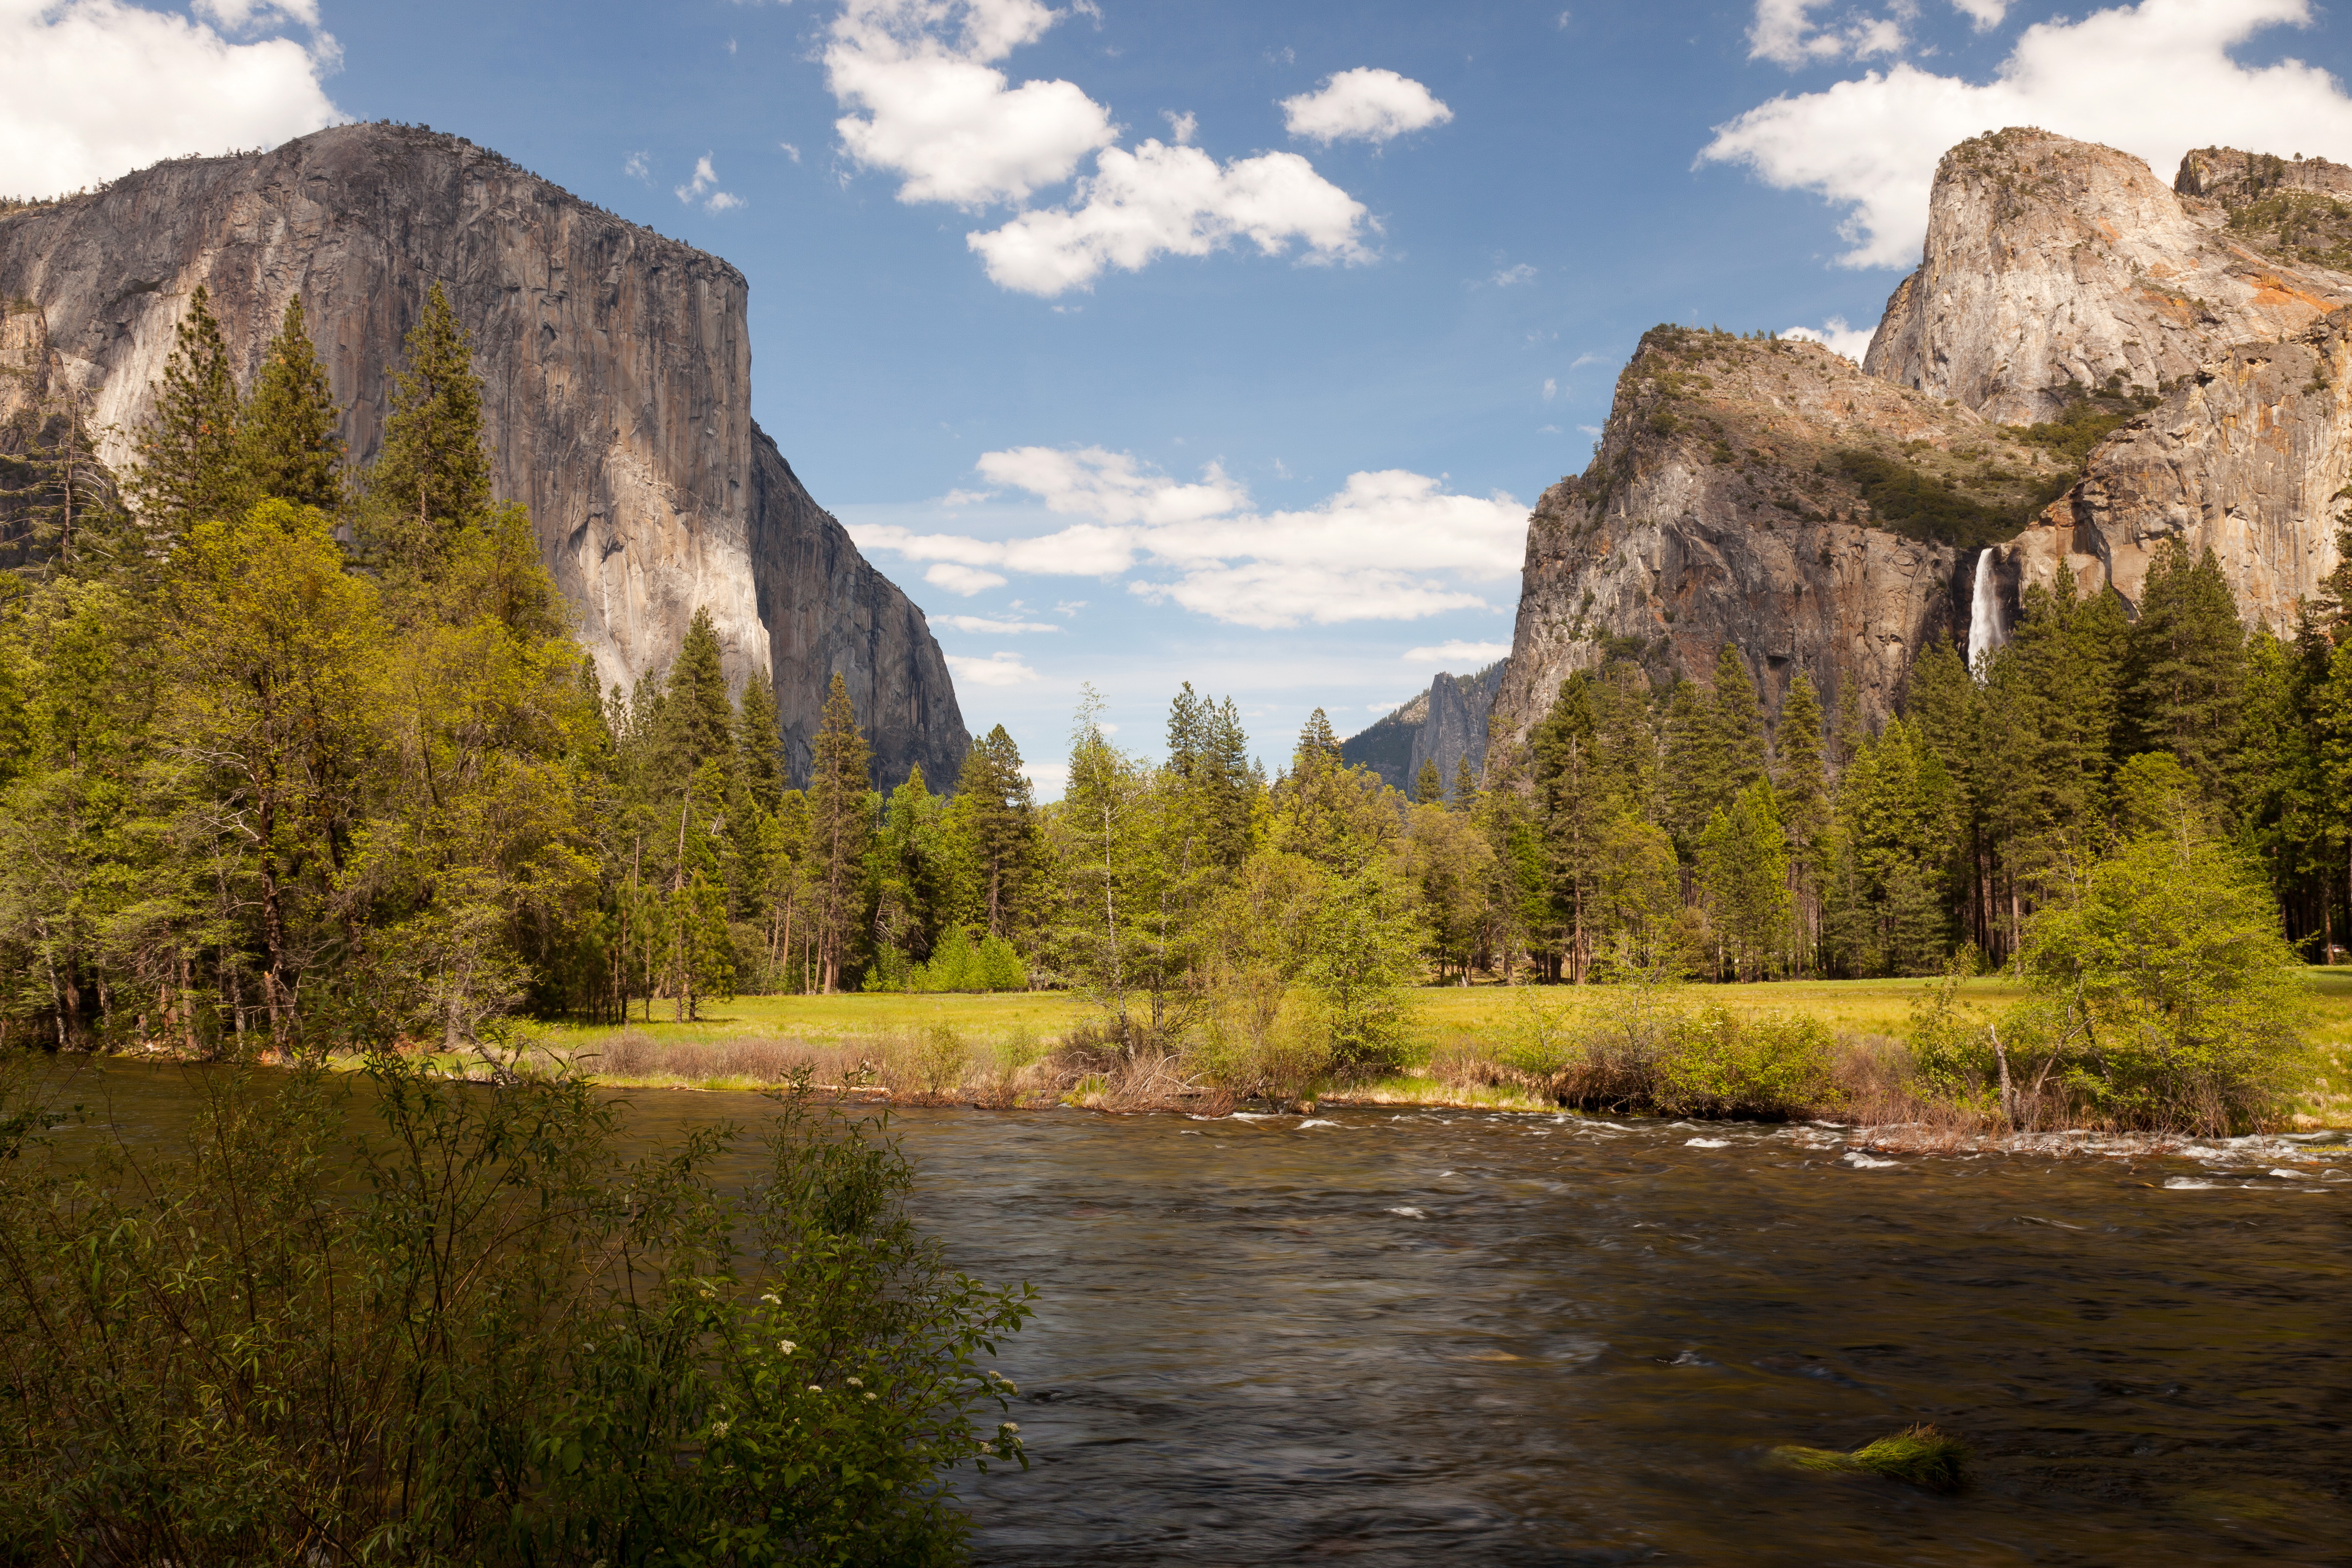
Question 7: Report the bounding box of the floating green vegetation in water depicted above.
[1773,1424,1968,1492]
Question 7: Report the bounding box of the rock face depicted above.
[0,123,965,787]
[1489,325,2072,757]
[1495,130,2352,768]
[1865,129,2352,424]
[1998,307,2352,626]
[1340,663,1503,793]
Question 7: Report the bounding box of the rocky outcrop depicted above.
[1997,307,2352,627]
[1341,663,1503,793]
[1489,325,2074,758]
[0,123,965,787]
[1864,129,2352,424]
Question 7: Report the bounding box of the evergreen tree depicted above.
[1414,757,1445,804]
[128,285,244,534]
[363,281,491,572]
[238,295,343,512]
[1708,643,1769,798]
[1451,753,1479,813]
[735,674,783,817]
[659,608,736,778]
[1661,679,1715,850]
[950,725,1034,938]
[1774,671,1830,972]
[2123,541,2247,802]
[806,672,873,992]
[1695,781,1790,982]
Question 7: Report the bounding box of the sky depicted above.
[12,0,2352,794]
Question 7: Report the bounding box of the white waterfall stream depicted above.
[1964,547,2005,671]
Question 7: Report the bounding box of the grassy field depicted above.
[529,970,2352,1113]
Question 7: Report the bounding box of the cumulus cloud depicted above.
[823,0,1373,296]
[1491,262,1536,286]
[1784,315,1874,360]
[944,651,1040,686]
[1707,0,2352,270]
[826,0,1114,207]
[851,451,1527,629]
[675,154,742,212]
[2,0,342,198]
[1747,0,1907,66]
[1403,640,1513,666]
[1280,67,1454,145]
[935,613,1059,632]
[967,137,1370,295]
[925,562,1009,594]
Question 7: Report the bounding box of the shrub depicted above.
[0,1055,1032,1564]
[2008,828,2312,1131]
[913,1024,973,1100]
[1655,1007,1837,1119]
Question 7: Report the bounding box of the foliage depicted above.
[2008,826,2312,1131]
[0,1056,1032,1563]
[1829,447,2061,550]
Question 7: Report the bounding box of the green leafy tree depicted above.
[2010,826,2311,1130]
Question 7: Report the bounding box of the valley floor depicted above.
[513,971,2352,1128]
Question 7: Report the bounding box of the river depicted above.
[56,1070,2352,1565]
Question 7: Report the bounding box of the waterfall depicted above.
[1964,548,2006,672]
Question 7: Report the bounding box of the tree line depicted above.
[3,278,2344,1058]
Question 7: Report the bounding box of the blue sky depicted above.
[13,0,2352,791]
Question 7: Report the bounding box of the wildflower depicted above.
[710,1420,731,1438]
[1001,1422,1020,1436]
[808,1385,823,1394]
[759,1292,781,1305]
[845,1376,863,1388]
[777,1340,796,1355]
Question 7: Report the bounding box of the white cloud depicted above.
[1747,0,1911,66]
[1023,759,1071,800]
[925,562,1009,594]
[2,0,342,198]
[1163,109,1196,144]
[935,614,1059,632]
[826,0,1114,208]
[192,0,318,27]
[944,651,1040,686]
[1280,67,1454,145]
[968,138,1370,296]
[1706,0,2352,270]
[822,0,1373,296]
[851,452,1528,629]
[779,141,802,163]
[1491,262,1536,286]
[624,150,651,181]
[1541,377,1558,399]
[1950,0,2008,27]
[1403,640,1513,666]
[1784,314,1874,360]
[674,154,742,212]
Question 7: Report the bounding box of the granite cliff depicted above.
[0,123,964,787]
[1493,129,2352,766]
[1341,662,1502,793]
[1864,128,2352,424]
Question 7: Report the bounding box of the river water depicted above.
[56,1071,2352,1565]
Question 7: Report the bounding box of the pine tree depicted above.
[2124,541,2247,801]
[807,671,873,991]
[364,281,491,571]
[1709,643,1769,798]
[238,295,343,512]
[1661,679,1715,850]
[659,608,735,778]
[1414,757,1445,804]
[951,724,1035,938]
[129,285,245,533]
[1451,753,1479,812]
[735,673,783,817]
[1775,671,1830,972]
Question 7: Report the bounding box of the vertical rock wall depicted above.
[0,123,966,787]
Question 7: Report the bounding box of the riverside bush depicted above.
[1514,981,1838,1120]
[0,1054,1032,1565]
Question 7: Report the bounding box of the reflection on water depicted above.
[59,1069,2352,1566]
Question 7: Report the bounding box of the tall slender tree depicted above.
[363,281,491,572]
[128,285,244,533]
[238,296,343,513]
[806,671,872,991]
